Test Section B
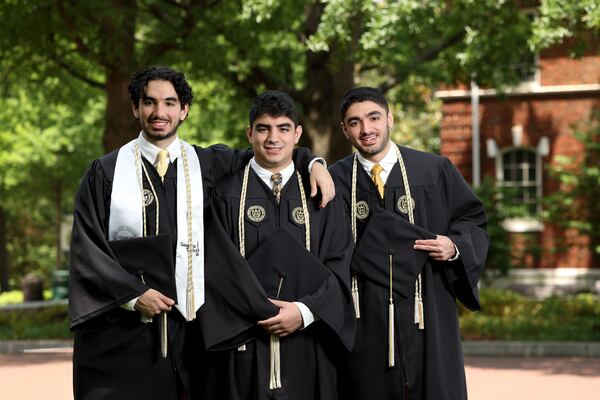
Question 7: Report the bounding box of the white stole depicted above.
[108,138,205,320]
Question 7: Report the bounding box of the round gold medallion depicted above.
[355,200,369,219]
[143,189,154,206]
[247,205,266,222]
[397,195,415,214]
[292,207,306,225]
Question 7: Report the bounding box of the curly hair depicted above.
[128,66,193,108]
[249,90,299,126]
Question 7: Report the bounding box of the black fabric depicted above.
[194,167,354,400]
[198,208,279,351]
[247,228,331,301]
[352,206,436,298]
[108,234,177,301]
[330,144,489,400]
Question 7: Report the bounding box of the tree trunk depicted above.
[0,207,9,292]
[104,70,140,152]
[300,51,354,163]
[101,0,138,153]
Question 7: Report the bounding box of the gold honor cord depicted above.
[350,155,360,319]
[238,164,311,390]
[134,142,196,359]
[350,144,424,334]
[180,143,195,322]
[134,144,167,357]
[388,251,395,367]
[392,145,424,331]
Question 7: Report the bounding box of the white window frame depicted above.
[496,146,544,232]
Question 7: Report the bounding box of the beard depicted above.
[356,127,390,158]
[141,118,182,143]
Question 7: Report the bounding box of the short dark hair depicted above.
[249,90,300,126]
[128,66,193,108]
[340,87,389,121]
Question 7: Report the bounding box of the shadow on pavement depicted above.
[465,356,600,377]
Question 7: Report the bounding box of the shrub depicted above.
[460,288,600,341]
[0,302,71,340]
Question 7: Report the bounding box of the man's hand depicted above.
[309,162,335,208]
[414,235,457,262]
[134,289,175,318]
[257,299,303,337]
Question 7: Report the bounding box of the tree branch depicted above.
[378,29,466,93]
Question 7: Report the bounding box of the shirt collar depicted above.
[250,158,295,188]
[137,131,181,165]
[356,141,396,174]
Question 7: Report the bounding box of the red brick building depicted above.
[436,41,600,274]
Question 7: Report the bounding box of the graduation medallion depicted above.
[397,195,416,215]
[143,189,154,206]
[112,225,138,241]
[247,205,266,222]
[355,200,370,219]
[291,207,305,225]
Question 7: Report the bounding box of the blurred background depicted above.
[0,0,598,346]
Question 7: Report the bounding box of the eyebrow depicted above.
[255,123,293,130]
[141,95,179,102]
[345,110,382,124]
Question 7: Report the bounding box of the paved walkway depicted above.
[1,351,599,399]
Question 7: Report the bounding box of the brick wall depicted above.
[438,43,600,269]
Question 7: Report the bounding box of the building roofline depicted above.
[435,83,600,100]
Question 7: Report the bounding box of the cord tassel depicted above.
[160,312,168,358]
[269,335,282,389]
[352,274,361,319]
[414,274,424,330]
[388,301,395,367]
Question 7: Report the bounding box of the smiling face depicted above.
[132,79,189,147]
[341,100,393,163]
[247,114,302,172]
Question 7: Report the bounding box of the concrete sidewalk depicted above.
[1,350,599,399]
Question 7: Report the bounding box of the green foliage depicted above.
[543,114,600,261]
[531,0,600,54]
[0,302,71,340]
[460,288,600,341]
[0,289,52,305]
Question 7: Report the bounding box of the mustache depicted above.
[149,117,170,122]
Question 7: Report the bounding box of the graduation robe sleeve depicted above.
[440,157,489,311]
[197,144,319,193]
[68,159,147,329]
[199,207,279,350]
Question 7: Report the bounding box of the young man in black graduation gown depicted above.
[197,91,355,400]
[68,67,335,400]
[329,87,489,400]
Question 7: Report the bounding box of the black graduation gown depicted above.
[196,167,355,400]
[329,145,489,400]
[69,144,319,400]
[69,144,271,400]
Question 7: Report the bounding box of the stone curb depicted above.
[0,340,73,354]
[2,340,599,357]
[463,340,600,357]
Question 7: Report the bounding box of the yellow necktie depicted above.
[371,164,385,199]
[156,149,170,182]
